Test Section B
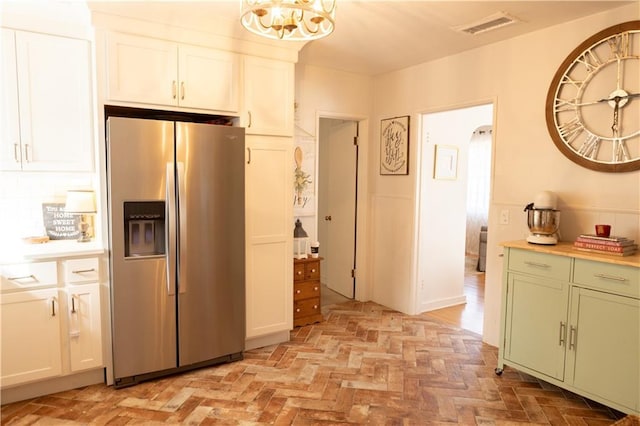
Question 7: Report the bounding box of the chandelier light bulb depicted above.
[241,0,336,41]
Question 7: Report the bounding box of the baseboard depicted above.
[1,368,105,405]
[245,330,290,351]
[419,294,467,313]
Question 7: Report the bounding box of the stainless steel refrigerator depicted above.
[106,116,245,387]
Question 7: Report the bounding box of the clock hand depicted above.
[611,96,620,137]
[574,92,640,107]
[599,92,640,102]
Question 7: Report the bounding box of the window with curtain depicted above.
[465,125,492,255]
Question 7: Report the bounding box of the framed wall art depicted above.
[433,144,458,180]
[380,115,409,175]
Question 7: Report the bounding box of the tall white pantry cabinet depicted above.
[96,27,296,351]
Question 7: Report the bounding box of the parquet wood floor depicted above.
[1,301,632,425]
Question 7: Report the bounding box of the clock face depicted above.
[546,21,640,172]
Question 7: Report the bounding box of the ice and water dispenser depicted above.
[123,201,166,257]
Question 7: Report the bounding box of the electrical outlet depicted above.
[500,209,510,225]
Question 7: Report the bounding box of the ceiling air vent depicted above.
[455,12,519,35]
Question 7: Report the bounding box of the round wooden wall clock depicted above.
[545,21,640,173]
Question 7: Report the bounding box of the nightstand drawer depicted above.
[508,248,571,281]
[294,262,305,281]
[294,297,321,317]
[305,261,320,280]
[574,258,639,298]
[294,281,321,301]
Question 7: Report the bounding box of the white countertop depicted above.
[0,239,106,263]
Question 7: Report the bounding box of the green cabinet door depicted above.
[505,273,569,380]
[567,288,640,412]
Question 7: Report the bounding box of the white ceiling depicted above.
[87,0,634,76]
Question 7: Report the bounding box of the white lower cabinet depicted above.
[67,283,103,372]
[1,288,63,387]
[0,256,104,389]
[498,243,639,415]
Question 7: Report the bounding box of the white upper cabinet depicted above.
[179,44,240,112]
[1,29,20,171]
[242,56,294,137]
[1,29,94,172]
[106,32,240,113]
[106,33,177,106]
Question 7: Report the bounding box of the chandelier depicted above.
[240,0,336,41]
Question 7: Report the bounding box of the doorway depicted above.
[417,103,493,335]
[318,118,358,300]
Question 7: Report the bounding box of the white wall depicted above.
[371,4,640,346]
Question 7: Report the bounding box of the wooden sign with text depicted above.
[42,203,80,240]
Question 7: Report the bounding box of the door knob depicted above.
[325,215,332,221]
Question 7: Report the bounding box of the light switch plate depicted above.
[500,209,510,225]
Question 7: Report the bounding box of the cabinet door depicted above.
[504,273,568,380]
[243,57,294,136]
[107,32,178,106]
[1,29,21,171]
[567,288,639,412]
[178,45,240,112]
[1,288,62,386]
[245,136,293,338]
[13,31,94,171]
[67,283,103,372]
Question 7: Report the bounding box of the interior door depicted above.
[319,119,358,298]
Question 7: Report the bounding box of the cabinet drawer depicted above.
[294,262,305,282]
[573,259,639,299]
[294,281,321,301]
[64,258,99,284]
[1,261,58,291]
[294,297,321,317]
[305,261,320,280]
[508,249,571,281]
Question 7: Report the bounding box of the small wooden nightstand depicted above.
[293,257,323,327]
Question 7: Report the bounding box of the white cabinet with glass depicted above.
[0,28,94,172]
[498,242,639,415]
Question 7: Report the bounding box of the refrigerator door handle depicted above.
[166,163,177,296]
[177,162,187,294]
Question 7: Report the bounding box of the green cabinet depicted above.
[498,244,639,415]
[567,287,639,411]
[504,273,568,380]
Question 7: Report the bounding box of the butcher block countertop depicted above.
[501,240,640,268]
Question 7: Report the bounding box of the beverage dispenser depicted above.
[123,201,166,257]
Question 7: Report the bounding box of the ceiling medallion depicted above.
[241,0,336,41]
